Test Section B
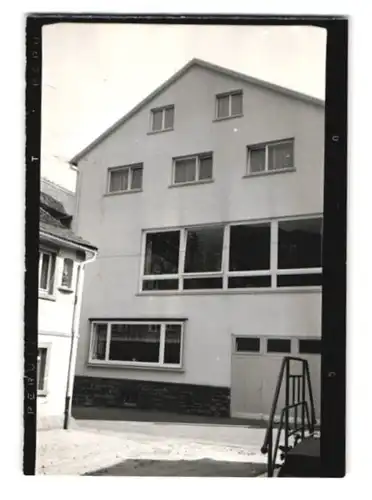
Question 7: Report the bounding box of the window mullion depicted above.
[128,167,132,191]
[162,109,165,130]
[222,225,230,290]
[265,145,269,172]
[159,324,166,364]
[179,229,186,290]
[271,221,278,288]
[229,95,232,117]
[196,156,200,181]
[105,323,111,361]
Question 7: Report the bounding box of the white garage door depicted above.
[231,336,321,421]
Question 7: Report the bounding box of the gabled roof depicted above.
[40,192,97,251]
[70,58,325,165]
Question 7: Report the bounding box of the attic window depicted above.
[108,164,143,193]
[216,91,243,119]
[150,106,174,132]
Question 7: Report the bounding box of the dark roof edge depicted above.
[69,58,325,165]
[40,229,98,252]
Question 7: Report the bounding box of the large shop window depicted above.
[89,321,184,368]
[141,217,322,292]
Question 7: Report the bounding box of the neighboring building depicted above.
[70,58,324,421]
[38,181,97,429]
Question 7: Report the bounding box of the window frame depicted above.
[150,105,175,133]
[88,320,185,369]
[172,152,213,186]
[140,215,323,293]
[60,257,74,291]
[247,139,295,176]
[215,90,243,120]
[38,249,56,296]
[107,163,143,194]
[37,343,51,396]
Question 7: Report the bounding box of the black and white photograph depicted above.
[24,15,347,479]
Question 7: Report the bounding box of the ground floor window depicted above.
[89,320,184,369]
[37,345,50,395]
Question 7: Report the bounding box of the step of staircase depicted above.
[278,437,320,477]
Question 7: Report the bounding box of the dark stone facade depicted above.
[73,376,230,417]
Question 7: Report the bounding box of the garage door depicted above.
[231,336,321,421]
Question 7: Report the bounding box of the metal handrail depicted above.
[261,356,317,476]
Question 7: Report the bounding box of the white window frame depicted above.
[140,215,323,293]
[107,164,143,194]
[172,153,213,185]
[215,90,243,119]
[88,320,184,369]
[37,343,51,396]
[150,105,175,132]
[38,250,56,296]
[247,139,295,175]
[60,257,75,290]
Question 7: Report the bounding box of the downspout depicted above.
[63,250,97,429]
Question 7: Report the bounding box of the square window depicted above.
[109,168,129,192]
[268,142,294,171]
[229,223,271,271]
[151,106,174,132]
[174,158,197,184]
[216,91,243,119]
[144,231,180,275]
[108,165,143,193]
[184,226,224,273]
[278,218,322,270]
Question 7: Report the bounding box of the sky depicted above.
[41,23,327,191]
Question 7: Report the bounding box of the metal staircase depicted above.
[261,356,319,477]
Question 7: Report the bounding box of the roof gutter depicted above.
[40,230,98,254]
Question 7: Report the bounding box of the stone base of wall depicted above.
[37,414,80,431]
[73,376,230,417]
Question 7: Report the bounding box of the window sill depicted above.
[39,293,56,302]
[87,361,184,372]
[213,114,244,123]
[147,128,174,135]
[104,189,143,197]
[136,287,322,297]
[243,168,296,179]
[169,179,214,189]
[58,286,74,294]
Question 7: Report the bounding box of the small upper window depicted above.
[39,251,56,295]
[216,91,243,119]
[173,153,213,185]
[37,346,49,395]
[151,106,174,132]
[108,164,143,194]
[61,258,74,289]
[247,140,294,175]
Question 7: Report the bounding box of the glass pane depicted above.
[236,337,260,352]
[268,142,294,171]
[152,110,163,131]
[61,258,73,288]
[40,253,50,290]
[144,231,180,275]
[183,277,223,289]
[278,218,322,269]
[184,226,224,273]
[142,279,179,291]
[277,273,322,287]
[217,95,229,118]
[249,148,266,173]
[174,158,196,183]
[228,276,271,288]
[229,224,271,271]
[164,107,174,129]
[37,348,47,391]
[92,324,107,360]
[267,338,291,353]
[299,339,321,355]
[164,324,181,364]
[131,166,143,190]
[199,155,213,180]
[110,169,129,192]
[109,324,161,363]
[231,92,243,115]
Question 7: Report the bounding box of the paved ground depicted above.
[36,413,274,476]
